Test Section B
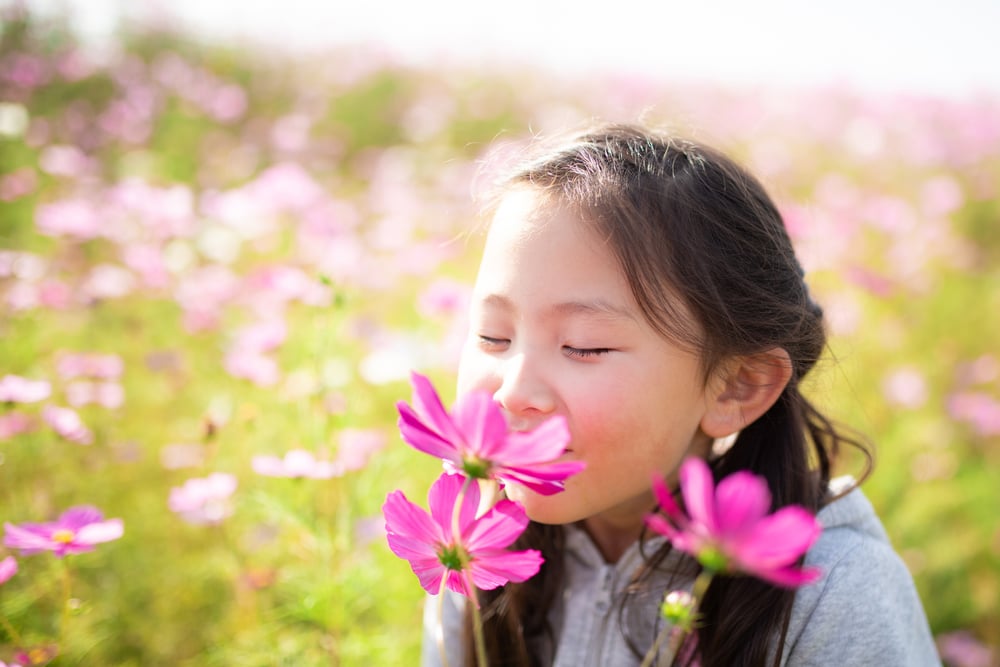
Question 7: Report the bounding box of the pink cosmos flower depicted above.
[647,457,821,588]
[65,381,125,409]
[251,449,342,479]
[42,405,93,445]
[0,555,16,584]
[168,473,237,525]
[383,472,543,598]
[0,375,51,403]
[3,506,123,558]
[56,352,124,380]
[396,372,583,495]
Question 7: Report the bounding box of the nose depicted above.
[492,353,557,421]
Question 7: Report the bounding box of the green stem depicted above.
[639,570,715,667]
[0,611,24,646]
[450,477,489,667]
[59,558,72,644]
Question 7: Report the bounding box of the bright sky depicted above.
[15,0,1000,98]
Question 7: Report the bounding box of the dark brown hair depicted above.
[465,123,872,666]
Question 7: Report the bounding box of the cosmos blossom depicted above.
[4,506,123,558]
[646,457,822,588]
[0,555,16,584]
[383,472,542,599]
[168,473,238,525]
[396,372,584,494]
[251,449,342,479]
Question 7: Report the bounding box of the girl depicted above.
[422,123,939,666]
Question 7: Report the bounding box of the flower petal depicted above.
[408,372,465,445]
[76,519,124,545]
[451,391,508,459]
[753,564,823,588]
[498,460,587,495]
[468,548,543,590]
[464,499,529,551]
[397,401,462,461]
[58,505,104,530]
[679,458,717,533]
[383,490,444,550]
[427,473,477,542]
[3,522,54,554]
[713,471,771,537]
[499,416,571,465]
[730,506,821,569]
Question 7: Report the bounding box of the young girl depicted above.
[421,123,939,666]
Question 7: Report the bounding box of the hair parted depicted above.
[466,122,872,667]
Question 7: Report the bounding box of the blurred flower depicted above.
[160,443,206,470]
[0,375,51,403]
[882,367,929,409]
[383,472,543,598]
[948,392,1000,436]
[251,449,342,479]
[169,473,238,525]
[35,198,102,240]
[0,101,29,137]
[42,406,93,445]
[3,506,123,558]
[82,264,135,301]
[38,144,94,177]
[65,381,124,409]
[0,555,17,584]
[936,630,994,667]
[647,458,821,587]
[56,353,124,380]
[335,428,387,472]
[0,166,37,201]
[417,278,471,318]
[397,372,582,494]
[0,412,34,440]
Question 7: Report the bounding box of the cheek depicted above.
[456,343,497,397]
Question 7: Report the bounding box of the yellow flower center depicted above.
[51,529,76,544]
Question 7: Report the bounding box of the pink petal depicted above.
[251,455,286,476]
[408,372,465,445]
[451,391,507,459]
[752,564,822,588]
[498,460,587,495]
[679,458,717,533]
[651,474,686,523]
[730,506,821,569]
[464,499,529,551]
[397,402,462,461]
[468,548,543,590]
[645,514,681,541]
[428,473,477,541]
[76,519,124,545]
[383,490,444,549]
[500,416,571,464]
[3,522,55,553]
[0,555,16,584]
[443,569,474,598]
[58,505,104,530]
[713,471,771,536]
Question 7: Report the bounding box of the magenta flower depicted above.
[3,506,123,558]
[397,372,584,494]
[252,449,342,479]
[383,472,543,598]
[646,458,821,588]
[168,473,237,525]
[0,555,16,584]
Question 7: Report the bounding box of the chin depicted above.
[504,483,583,526]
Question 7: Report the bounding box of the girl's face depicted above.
[457,187,715,547]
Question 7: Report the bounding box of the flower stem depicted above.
[59,558,72,644]
[639,570,715,667]
[0,611,24,646]
[436,576,451,667]
[451,477,489,667]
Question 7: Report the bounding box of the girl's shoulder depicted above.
[780,479,941,666]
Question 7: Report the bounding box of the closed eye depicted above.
[478,335,509,351]
[563,346,612,359]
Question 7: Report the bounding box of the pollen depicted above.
[51,529,76,544]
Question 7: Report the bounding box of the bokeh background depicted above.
[1,1,998,665]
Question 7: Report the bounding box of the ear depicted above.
[700,348,793,439]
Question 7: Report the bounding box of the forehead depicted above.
[476,188,634,310]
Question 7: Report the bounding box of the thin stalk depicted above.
[640,570,715,667]
[436,576,450,667]
[59,559,72,644]
[450,477,489,667]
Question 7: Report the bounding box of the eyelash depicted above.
[478,336,610,359]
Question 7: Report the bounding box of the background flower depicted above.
[4,506,124,558]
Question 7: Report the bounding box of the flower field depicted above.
[1,7,998,666]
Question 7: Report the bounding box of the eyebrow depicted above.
[480,294,638,322]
